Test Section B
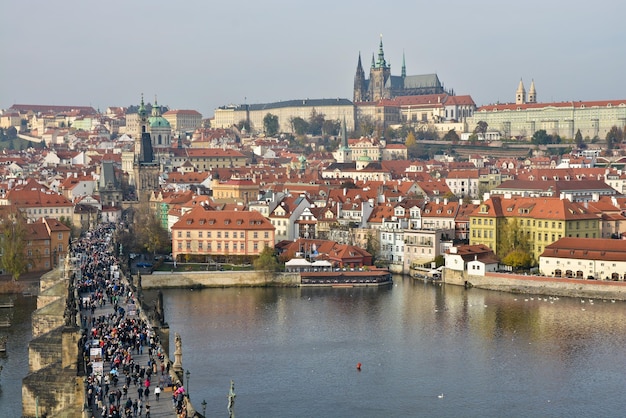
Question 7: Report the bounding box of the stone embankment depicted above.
[445,269,626,300]
[140,270,300,289]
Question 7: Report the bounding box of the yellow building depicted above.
[469,195,600,261]
[163,109,202,136]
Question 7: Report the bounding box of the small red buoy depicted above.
[356,362,362,371]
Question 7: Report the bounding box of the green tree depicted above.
[531,129,551,145]
[236,119,250,132]
[405,131,420,159]
[290,117,309,136]
[322,119,340,137]
[606,126,623,150]
[253,246,280,282]
[443,129,460,142]
[263,113,279,136]
[0,210,28,280]
[574,129,585,149]
[501,249,533,270]
[6,126,17,140]
[308,109,325,136]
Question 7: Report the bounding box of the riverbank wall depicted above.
[444,268,626,300]
[139,270,300,289]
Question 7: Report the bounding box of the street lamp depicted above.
[186,369,190,395]
[201,399,207,417]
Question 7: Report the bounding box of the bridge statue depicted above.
[172,332,183,372]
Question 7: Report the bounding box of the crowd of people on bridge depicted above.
[72,223,187,418]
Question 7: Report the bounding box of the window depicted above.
[186,231,191,238]
[198,231,203,238]
[225,232,229,238]
[178,231,182,238]
[186,241,191,249]
[253,232,258,239]
[58,232,63,240]
[240,232,244,238]
[178,242,182,250]
[208,232,212,238]
[217,232,221,238]
[198,242,203,250]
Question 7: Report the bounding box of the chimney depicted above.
[444,198,448,205]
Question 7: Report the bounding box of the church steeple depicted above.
[401,51,406,78]
[354,52,367,102]
[516,79,526,105]
[528,79,537,103]
[376,34,387,68]
[152,95,161,116]
[371,53,375,69]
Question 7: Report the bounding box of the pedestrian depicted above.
[144,386,150,400]
[137,386,143,400]
[154,385,160,401]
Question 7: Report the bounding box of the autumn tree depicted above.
[501,249,533,270]
[497,218,530,257]
[0,209,28,280]
[132,203,170,255]
[263,113,279,136]
[405,131,420,159]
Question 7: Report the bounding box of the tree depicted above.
[501,249,533,270]
[253,246,280,282]
[263,113,279,136]
[574,129,585,149]
[290,117,309,136]
[322,119,340,137]
[308,109,325,136]
[606,126,623,150]
[132,203,170,255]
[236,119,250,132]
[497,218,530,257]
[6,126,17,140]
[365,232,380,265]
[531,129,551,145]
[473,121,488,136]
[357,115,375,137]
[405,131,420,159]
[443,129,460,142]
[0,210,28,280]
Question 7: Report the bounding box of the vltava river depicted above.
[162,276,626,418]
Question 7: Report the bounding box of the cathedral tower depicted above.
[368,35,391,101]
[353,52,367,102]
[516,79,526,105]
[527,79,537,103]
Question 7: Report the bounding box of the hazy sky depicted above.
[2,0,625,118]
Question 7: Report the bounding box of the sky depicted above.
[2,0,626,119]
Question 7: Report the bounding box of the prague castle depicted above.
[353,36,450,103]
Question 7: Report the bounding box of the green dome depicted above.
[148,116,170,128]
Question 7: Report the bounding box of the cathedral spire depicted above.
[356,52,364,74]
[401,51,406,78]
[516,78,526,105]
[376,34,387,68]
[528,79,537,103]
[341,115,348,149]
[371,53,375,69]
[138,93,146,118]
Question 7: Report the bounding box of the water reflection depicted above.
[162,276,626,418]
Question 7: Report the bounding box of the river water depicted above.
[5,277,626,417]
[162,276,626,418]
